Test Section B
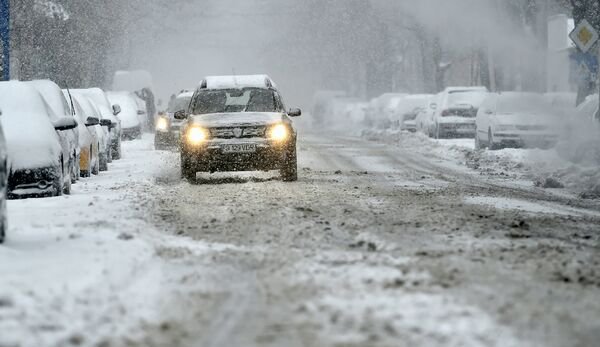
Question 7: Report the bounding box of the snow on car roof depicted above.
[73,88,117,121]
[446,86,488,93]
[107,92,141,129]
[0,81,62,170]
[203,75,276,90]
[27,80,72,119]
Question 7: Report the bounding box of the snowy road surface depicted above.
[1,132,600,347]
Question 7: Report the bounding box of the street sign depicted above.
[570,19,599,53]
[571,51,599,76]
[0,0,8,81]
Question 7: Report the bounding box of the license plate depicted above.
[221,144,257,153]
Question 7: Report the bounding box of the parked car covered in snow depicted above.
[565,95,600,164]
[475,92,561,150]
[155,90,194,149]
[71,93,111,172]
[63,90,101,177]
[0,81,77,198]
[366,93,408,129]
[416,95,440,137]
[432,87,488,139]
[27,80,80,182]
[107,91,144,140]
[74,88,123,160]
[311,90,346,127]
[177,75,301,181]
[390,94,433,132]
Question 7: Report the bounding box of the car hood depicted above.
[189,112,286,128]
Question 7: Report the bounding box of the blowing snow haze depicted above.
[2,1,600,347]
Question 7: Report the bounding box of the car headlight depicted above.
[496,124,516,132]
[268,124,289,142]
[186,126,210,145]
[156,117,169,131]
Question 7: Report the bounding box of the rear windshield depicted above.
[191,88,280,114]
[447,91,487,108]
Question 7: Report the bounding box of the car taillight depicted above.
[441,110,450,117]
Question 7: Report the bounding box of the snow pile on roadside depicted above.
[467,146,600,197]
[362,128,474,166]
[0,136,188,347]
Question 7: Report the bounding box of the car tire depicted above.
[54,161,64,197]
[488,129,499,150]
[181,152,196,181]
[475,132,482,150]
[280,144,298,182]
[112,141,122,160]
[93,145,100,175]
[63,161,72,195]
[107,145,113,163]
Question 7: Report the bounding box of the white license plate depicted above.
[221,144,257,153]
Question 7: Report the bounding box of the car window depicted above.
[191,88,278,114]
[168,96,192,113]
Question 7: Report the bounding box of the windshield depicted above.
[447,91,487,108]
[191,88,279,114]
[168,96,192,113]
[496,95,554,115]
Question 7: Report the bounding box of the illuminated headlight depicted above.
[496,124,516,132]
[156,117,169,131]
[268,124,289,141]
[186,126,210,144]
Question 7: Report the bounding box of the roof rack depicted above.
[199,75,276,90]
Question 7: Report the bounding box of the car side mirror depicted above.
[288,108,302,117]
[85,116,100,126]
[100,119,112,127]
[174,110,188,120]
[54,117,78,131]
[112,104,122,116]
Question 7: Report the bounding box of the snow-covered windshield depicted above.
[496,94,555,116]
[168,96,192,113]
[191,88,279,114]
[447,91,487,108]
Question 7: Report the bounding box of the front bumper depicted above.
[182,138,291,172]
[438,121,476,137]
[9,167,59,199]
[494,132,559,148]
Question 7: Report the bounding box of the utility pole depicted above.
[0,0,8,81]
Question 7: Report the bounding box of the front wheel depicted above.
[63,161,72,195]
[280,145,298,182]
[181,152,197,181]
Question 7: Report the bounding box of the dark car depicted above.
[177,75,301,182]
[155,90,194,150]
[0,81,76,200]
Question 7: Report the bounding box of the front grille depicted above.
[9,167,57,191]
[210,126,266,139]
[516,125,546,131]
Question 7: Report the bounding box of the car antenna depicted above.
[64,81,76,116]
[232,68,238,87]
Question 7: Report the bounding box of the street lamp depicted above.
[0,0,8,81]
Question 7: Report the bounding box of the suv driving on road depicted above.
[176,75,301,181]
